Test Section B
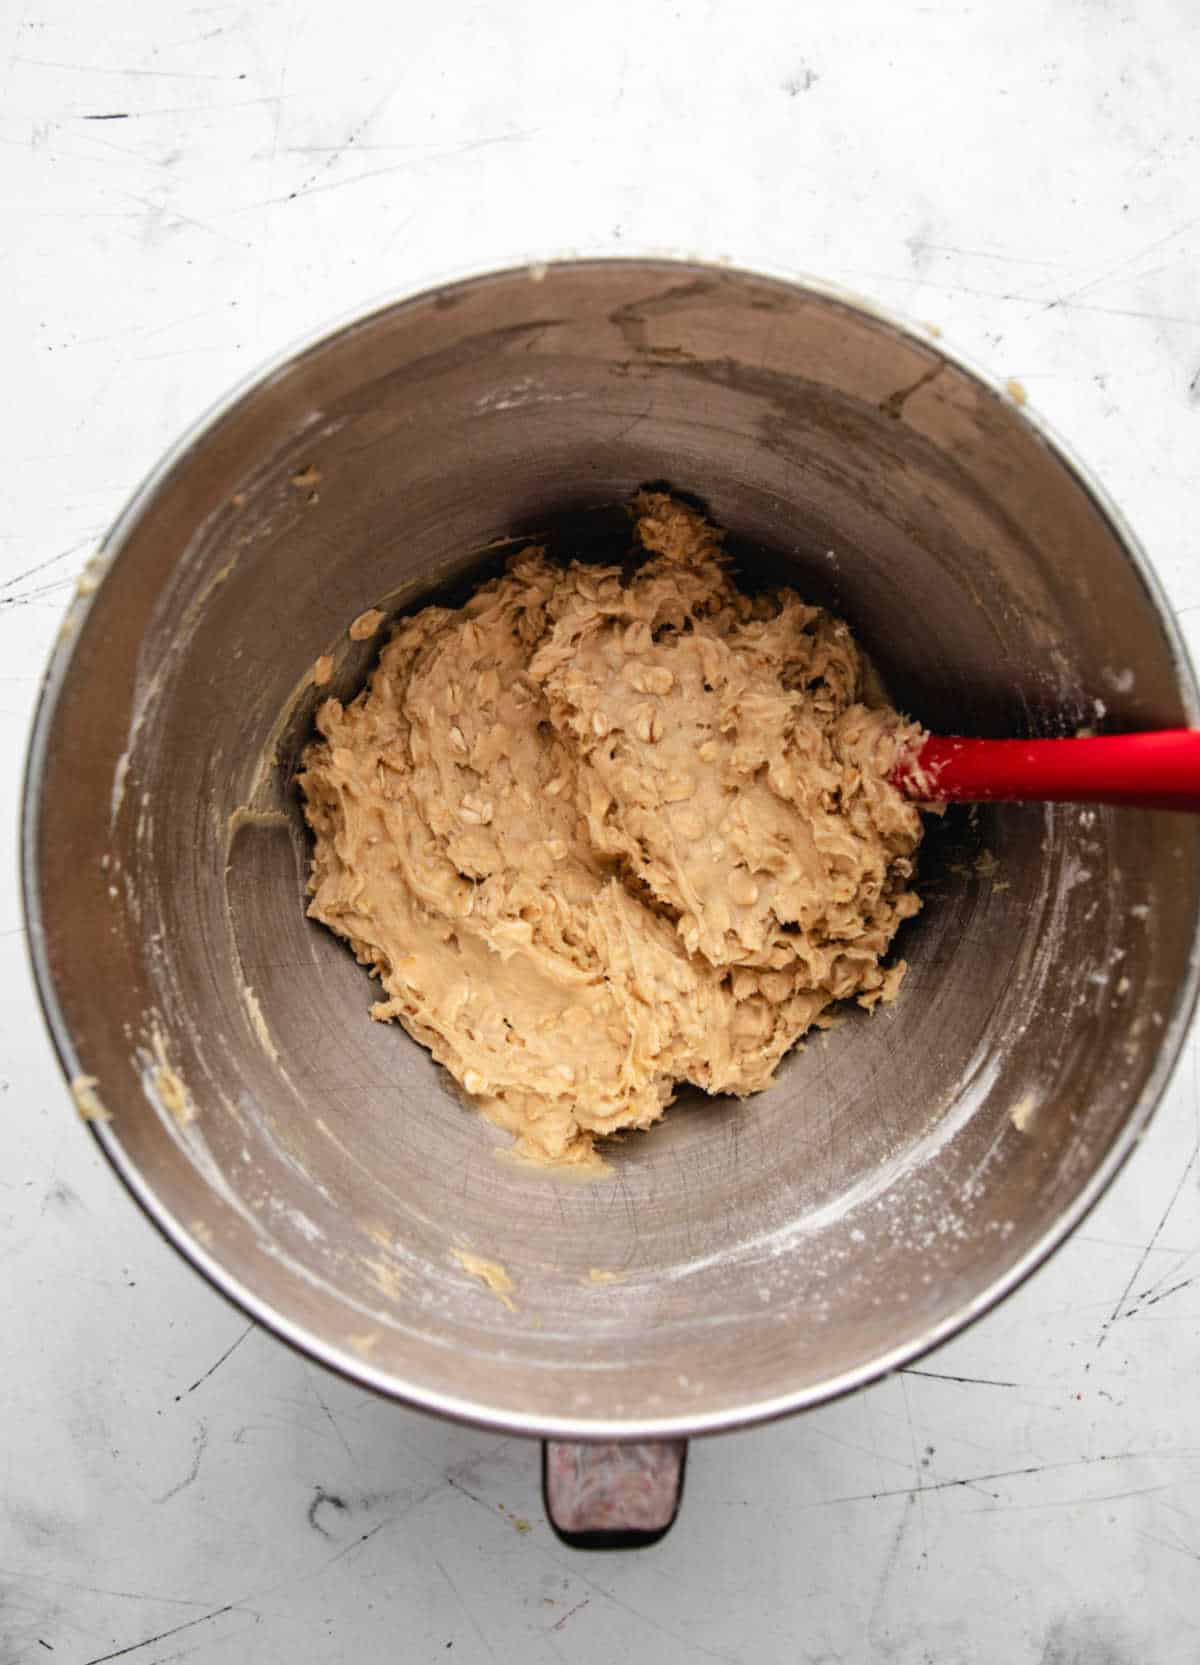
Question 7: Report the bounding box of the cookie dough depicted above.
[299,493,925,1165]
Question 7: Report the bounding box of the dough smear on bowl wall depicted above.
[299,490,927,1166]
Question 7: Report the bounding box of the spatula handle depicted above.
[893,729,1200,812]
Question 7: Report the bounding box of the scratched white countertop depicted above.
[3,3,1200,1661]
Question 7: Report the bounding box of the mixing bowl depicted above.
[24,261,1200,1509]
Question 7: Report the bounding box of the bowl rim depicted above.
[22,253,1200,1440]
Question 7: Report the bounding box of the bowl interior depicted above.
[27,261,1200,1435]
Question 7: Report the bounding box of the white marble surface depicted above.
[3,3,1200,1660]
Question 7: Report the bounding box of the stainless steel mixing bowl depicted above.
[24,260,1200,1452]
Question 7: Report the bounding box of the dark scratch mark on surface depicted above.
[817,263,1200,324]
[57,302,232,352]
[1039,1608,1138,1665]
[1048,300,1200,325]
[808,1418,933,1481]
[304,1364,358,1469]
[58,93,295,122]
[14,56,240,80]
[1136,1525,1200,1563]
[83,113,130,121]
[307,1515,391,1580]
[246,130,538,212]
[898,1371,930,1564]
[444,1472,490,1511]
[67,1506,393,1661]
[0,1568,212,1610]
[432,1556,500,1663]
[915,243,1064,267]
[1125,1272,1198,1312]
[1091,1141,1198,1361]
[0,576,80,608]
[79,1601,241,1665]
[899,1367,1021,1388]
[285,91,394,202]
[321,1516,391,1572]
[551,1596,590,1632]
[539,1558,741,1664]
[1138,1275,1198,1311]
[0,537,96,601]
[1042,213,1200,315]
[115,185,248,248]
[867,1490,915,1643]
[802,1449,1183,1511]
[307,1442,515,1545]
[178,1321,253,1398]
[151,1422,208,1504]
[307,1488,348,1539]
[973,1482,1173,1515]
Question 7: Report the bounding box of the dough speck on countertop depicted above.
[299,492,926,1166]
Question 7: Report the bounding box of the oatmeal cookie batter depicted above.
[299,494,925,1165]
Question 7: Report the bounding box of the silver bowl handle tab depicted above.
[542,1439,687,1547]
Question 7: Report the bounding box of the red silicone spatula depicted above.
[891,729,1200,813]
